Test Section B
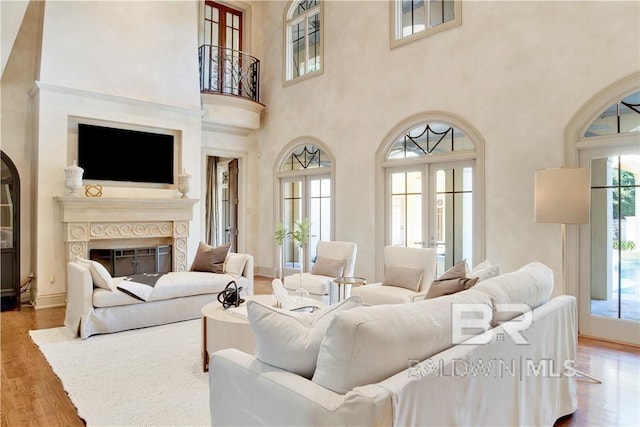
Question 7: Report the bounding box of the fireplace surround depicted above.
[54,197,198,272]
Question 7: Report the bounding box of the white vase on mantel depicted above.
[178,169,191,198]
[64,161,84,197]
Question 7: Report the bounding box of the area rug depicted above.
[29,320,209,426]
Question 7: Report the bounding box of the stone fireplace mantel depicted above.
[54,197,199,271]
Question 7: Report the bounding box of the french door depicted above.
[388,161,474,276]
[281,174,331,276]
[203,1,243,95]
[579,147,640,345]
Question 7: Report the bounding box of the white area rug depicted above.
[29,320,209,426]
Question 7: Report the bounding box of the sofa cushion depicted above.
[224,253,248,277]
[247,296,363,378]
[382,266,424,292]
[190,241,231,273]
[94,272,249,308]
[312,289,492,394]
[311,256,345,278]
[76,257,114,290]
[426,260,478,299]
[350,283,417,305]
[472,262,553,325]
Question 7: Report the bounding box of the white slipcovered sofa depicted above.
[209,262,577,426]
[64,254,253,339]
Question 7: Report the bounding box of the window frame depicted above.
[376,112,485,282]
[275,139,335,275]
[283,0,324,86]
[390,0,462,49]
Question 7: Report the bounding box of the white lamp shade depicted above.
[534,168,590,224]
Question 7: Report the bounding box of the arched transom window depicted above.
[583,91,640,138]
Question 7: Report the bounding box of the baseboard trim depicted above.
[254,266,274,278]
[33,293,66,310]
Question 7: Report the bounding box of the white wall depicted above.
[255,0,640,295]
[29,0,203,307]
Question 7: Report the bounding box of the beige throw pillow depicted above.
[382,266,424,292]
[425,260,478,299]
[311,256,345,278]
[224,253,248,277]
[190,241,230,273]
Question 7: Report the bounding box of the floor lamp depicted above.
[534,167,601,384]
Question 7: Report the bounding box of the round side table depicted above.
[333,276,367,302]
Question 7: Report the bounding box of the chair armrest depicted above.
[411,291,428,302]
[63,262,95,336]
[241,254,254,295]
[210,348,392,426]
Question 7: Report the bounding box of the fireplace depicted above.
[55,197,198,272]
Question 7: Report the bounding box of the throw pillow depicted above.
[223,252,248,277]
[190,241,230,273]
[382,266,424,292]
[311,256,345,278]
[76,257,114,290]
[472,264,502,282]
[425,260,478,299]
[247,296,363,379]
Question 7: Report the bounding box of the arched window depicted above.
[284,0,323,83]
[277,142,334,275]
[380,115,484,276]
[566,77,640,345]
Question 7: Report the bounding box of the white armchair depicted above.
[283,240,357,305]
[350,245,437,305]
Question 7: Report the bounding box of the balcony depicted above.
[198,45,260,103]
[198,45,264,134]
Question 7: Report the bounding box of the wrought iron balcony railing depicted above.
[198,45,260,103]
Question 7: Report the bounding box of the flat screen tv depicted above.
[78,123,175,185]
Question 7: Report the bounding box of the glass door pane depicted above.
[433,165,473,275]
[308,176,330,268]
[282,179,302,275]
[590,155,640,322]
[390,170,423,248]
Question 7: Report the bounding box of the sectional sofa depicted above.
[209,262,577,426]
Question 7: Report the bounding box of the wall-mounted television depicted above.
[77,123,175,185]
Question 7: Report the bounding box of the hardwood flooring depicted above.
[1,275,638,427]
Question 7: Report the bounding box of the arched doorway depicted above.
[1,151,20,311]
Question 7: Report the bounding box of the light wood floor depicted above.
[1,276,639,427]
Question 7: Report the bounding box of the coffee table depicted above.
[201,294,272,372]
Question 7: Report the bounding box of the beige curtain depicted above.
[205,156,219,245]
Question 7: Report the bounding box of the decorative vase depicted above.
[293,247,310,301]
[64,161,84,197]
[178,169,191,198]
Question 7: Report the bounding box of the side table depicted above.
[333,276,367,302]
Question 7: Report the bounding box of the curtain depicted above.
[205,156,219,246]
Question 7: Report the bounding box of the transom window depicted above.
[280,144,331,171]
[387,122,474,159]
[285,0,323,83]
[391,0,462,48]
[584,91,640,138]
